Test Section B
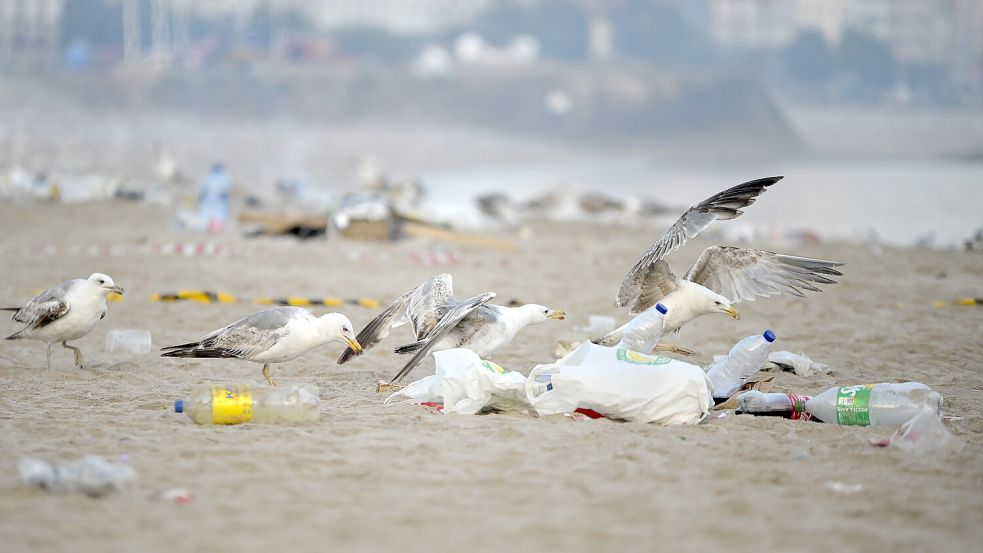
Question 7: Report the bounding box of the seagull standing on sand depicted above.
[161,306,362,386]
[338,273,565,383]
[4,273,124,370]
[598,176,843,351]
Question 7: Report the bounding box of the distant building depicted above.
[0,0,63,68]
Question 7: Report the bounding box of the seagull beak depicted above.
[721,307,740,320]
[548,310,566,320]
[110,286,124,295]
[345,336,363,353]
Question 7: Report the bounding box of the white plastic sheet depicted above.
[525,342,713,425]
[385,348,527,414]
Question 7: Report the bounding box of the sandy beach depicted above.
[0,199,981,553]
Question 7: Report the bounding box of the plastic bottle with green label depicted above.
[804,382,941,426]
[174,384,320,425]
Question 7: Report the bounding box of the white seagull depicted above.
[161,306,362,386]
[598,176,843,350]
[337,273,565,383]
[4,273,124,370]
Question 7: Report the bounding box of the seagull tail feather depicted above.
[393,341,426,355]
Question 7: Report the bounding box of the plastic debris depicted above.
[157,487,194,504]
[526,342,713,425]
[18,455,135,497]
[573,314,616,339]
[385,349,528,414]
[869,404,965,454]
[763,351,832,377]
[706,331,776,399]
[105,329,152,354]
[825,481,863,494]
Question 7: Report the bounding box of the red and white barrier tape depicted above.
[7,243,240,257]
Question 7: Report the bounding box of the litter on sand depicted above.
[763,351,832,377]
[18,455,135,498]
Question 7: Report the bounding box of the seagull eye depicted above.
[97,279,105,284]
[714,301,721,306]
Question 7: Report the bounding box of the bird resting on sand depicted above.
[4,273,123,370]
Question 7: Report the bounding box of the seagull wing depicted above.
[622,259,683,314]
[684,246,844,303]
[7,285,71,331]
[337,273,454,365]
[161,307,296,360]
[616,176,782,309]
[389,291,496,384]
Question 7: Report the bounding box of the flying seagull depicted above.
[598,176,843,349]
[338,273,565,383]
[4,273,124,370]
[162,306,362,386]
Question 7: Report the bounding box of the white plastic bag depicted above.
[385,348,528,414]
[526,342,713,425]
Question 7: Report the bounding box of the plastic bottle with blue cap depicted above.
[617,303,669,353]
[706,330,777,399]
[174,383,320,425]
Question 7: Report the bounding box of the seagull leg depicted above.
[46,343,53,371]
[653,343,695,356]
[62,341,84,368]
[262,364,277,387]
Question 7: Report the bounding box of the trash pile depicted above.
[375,303,962,454]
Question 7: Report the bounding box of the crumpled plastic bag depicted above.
[764,351,831,377]
[384,348,528,414]
[526,342,713,425]
[870,404,965,454]
[18,455,135,497]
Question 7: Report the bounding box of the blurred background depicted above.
[1,0,981,247]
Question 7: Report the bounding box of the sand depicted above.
[0,201,981,553]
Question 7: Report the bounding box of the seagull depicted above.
[161,306,362,386]
[4,273,124,370]
[598,176,843,350]
[337,273,565,383]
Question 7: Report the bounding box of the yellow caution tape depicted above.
[933,298,982,308]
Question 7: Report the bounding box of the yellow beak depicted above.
[345,336,363,353]
[110,286,124,295]
[722,307,740,320]
[548,310,566,320]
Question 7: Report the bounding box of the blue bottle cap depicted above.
[655,303,668,315]
[174,399,184,413]
[763,329,776,343]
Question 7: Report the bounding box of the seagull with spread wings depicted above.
[4,273,124,370]
[338,273,565,384]
[597,176,843,351]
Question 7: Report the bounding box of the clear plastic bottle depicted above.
[804,382,942,426]
[706,330,776,399]
[617,303,668,353]
[174,384,320,425]
[736,390,813,420]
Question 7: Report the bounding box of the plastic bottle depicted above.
[803,382,941,426]
[617,303,668,353]
[706,330,776,399]
[174,384,320,425]
[105,329,152,354]
[736,390,813,420]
